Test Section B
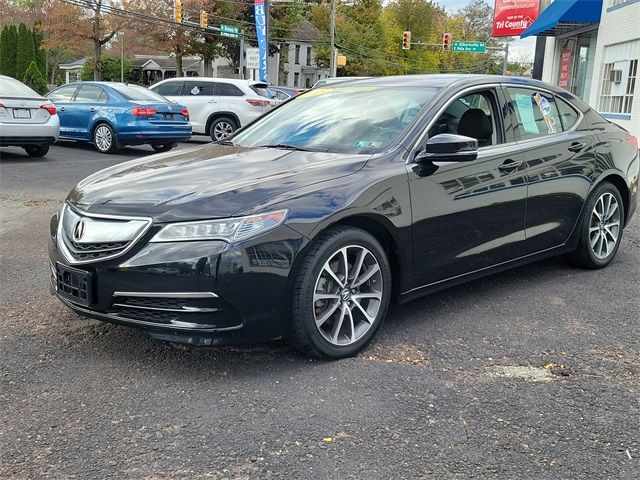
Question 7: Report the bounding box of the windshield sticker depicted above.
[533,92,557,134]
[354,140,382,148]
[514,94,539,135]
[190,86,200,96]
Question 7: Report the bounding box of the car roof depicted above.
[155,77,265,86]
[338,74,564,92]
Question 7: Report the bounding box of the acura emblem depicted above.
[73,219,86,241]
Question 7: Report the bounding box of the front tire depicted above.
[209,116,237,142]
[93,123,117,154]
[564,182,625,269]
[290,227,392,359]
[24,145,49,157]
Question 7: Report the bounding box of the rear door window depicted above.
[507,87,562,141]
[183,81,216,96]
[152,81,184,97]
[217,83,244,96]
[74,85,107,103]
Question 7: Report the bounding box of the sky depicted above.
[443,0,537,62]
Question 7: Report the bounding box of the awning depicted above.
[520,0,602,38]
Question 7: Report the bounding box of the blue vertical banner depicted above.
[254,0,268,82]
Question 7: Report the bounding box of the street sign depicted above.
[220,24,239,39]
[246,47,259,69]
[452,41,486,53]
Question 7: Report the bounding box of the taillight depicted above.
[246,99,271,107]
[626,134,638,151]
[131,107,157,117]
[40,104,56,115]
[0,102,5,109]
[181,108,189,118]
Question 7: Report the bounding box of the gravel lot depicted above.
[1,141,638,479]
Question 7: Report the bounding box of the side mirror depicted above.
[415,133,478,163]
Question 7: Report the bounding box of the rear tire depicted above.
[564,182,625,269]
[289,227,392,359]
[151,144,175,153]
[93,123,117,154]
[209,116,237,142]
[24,145,49,157]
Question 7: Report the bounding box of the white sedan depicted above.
[0,75,59,157]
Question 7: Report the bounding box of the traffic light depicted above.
[442,32,452,51]
[174,0,182,24]
[402,31,411,50]
[200,10,208,29]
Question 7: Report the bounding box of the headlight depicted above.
[150,210,288,243]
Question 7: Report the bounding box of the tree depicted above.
[0,24,18,78]
[43,0,120,80]
[33,19,46,74]
[80,55,137,83]
[16,22,36,81]
[23,60,47,94]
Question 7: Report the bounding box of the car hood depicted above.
[67,143,369,222]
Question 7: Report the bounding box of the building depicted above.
[132,56,203,85]
[525,0,639,137]
[283,20,329,89]
[59,57,89,84]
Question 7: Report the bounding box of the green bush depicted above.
[23,61,48,96]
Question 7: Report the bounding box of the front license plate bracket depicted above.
[56,263,92,307]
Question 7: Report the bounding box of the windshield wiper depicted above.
[258,144,325,152]
[217,139,236,146]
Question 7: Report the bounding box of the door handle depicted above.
[568,142,586,152]
[498,160,522,171]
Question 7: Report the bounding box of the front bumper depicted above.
[49,210,308,346]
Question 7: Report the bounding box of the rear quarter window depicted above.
[555,96,580,130]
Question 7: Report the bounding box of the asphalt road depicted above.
[1,141,638,479]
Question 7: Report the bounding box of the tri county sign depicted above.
[492,0,540,37]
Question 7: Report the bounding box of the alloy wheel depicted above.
[213,121,234,140]
[589,192,621,259]
[94,125,112,152]
[313,245,383,346]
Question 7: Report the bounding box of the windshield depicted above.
[232,85,438,153]
[0,76,41,98]
[111,84,168,102]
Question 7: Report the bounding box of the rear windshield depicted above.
[0,77,41,98]
[250,85,275,99]
[111,84,167,102]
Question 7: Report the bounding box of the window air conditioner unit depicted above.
[609,69,622,83]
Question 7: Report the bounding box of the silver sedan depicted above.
[0,75,60,157]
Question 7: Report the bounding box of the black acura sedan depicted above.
[49,75,639,359]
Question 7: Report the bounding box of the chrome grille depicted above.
[58,204,151,264]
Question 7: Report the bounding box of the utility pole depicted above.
[502,42,509,75]
[239,30,245,80]
[120,32,124,82]
[330,0,337,77]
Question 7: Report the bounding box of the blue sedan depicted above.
[47,82,191,153]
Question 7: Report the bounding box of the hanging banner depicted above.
[254,0,267,82]
[558,49,572,89]
[492,0,540,37]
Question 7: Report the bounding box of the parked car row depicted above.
[1,76,308,157]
